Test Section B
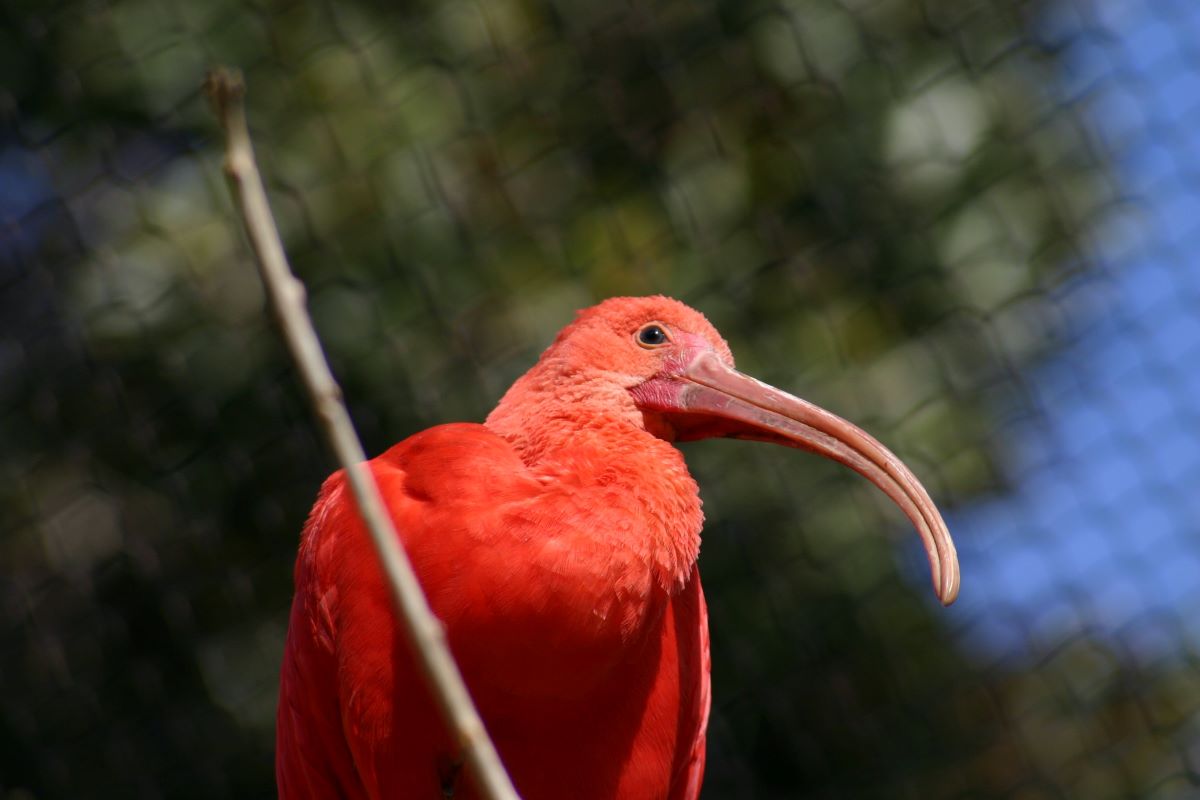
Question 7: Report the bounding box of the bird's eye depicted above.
[636,323,670,348]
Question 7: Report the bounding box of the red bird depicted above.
[276,295,958,799]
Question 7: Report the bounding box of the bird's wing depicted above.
[276,472,369,800]
[277,423,542,798]
[670,567,712,800]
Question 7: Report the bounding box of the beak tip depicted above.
[936,566,960,606]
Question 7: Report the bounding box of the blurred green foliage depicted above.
[2,0,1192,797]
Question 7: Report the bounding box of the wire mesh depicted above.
[2,0,1198,797]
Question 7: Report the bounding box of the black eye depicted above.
[636,324,669,347]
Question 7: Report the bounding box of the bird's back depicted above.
[276,423,711,799]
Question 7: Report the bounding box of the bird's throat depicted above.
[487,410,704,596]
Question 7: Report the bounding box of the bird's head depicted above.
[489,295,959,605]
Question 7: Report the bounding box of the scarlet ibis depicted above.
[276,295,958,799]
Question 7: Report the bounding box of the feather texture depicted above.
[277,422,711,799]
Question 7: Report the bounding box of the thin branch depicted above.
[204,67,521,800]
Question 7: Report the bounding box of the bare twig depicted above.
[204,67,520,800]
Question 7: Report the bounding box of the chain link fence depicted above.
[2,0,1198,797]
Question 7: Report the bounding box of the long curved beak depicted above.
[650,351,959,605]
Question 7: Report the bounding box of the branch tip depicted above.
[204,67,245,122]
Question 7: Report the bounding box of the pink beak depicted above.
[633,351,960,605]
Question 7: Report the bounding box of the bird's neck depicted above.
[485,375,703,594]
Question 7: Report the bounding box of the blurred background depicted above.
[3,0,1199,796]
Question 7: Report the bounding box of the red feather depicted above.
[278,424,711,798]
[276,295,957,798]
